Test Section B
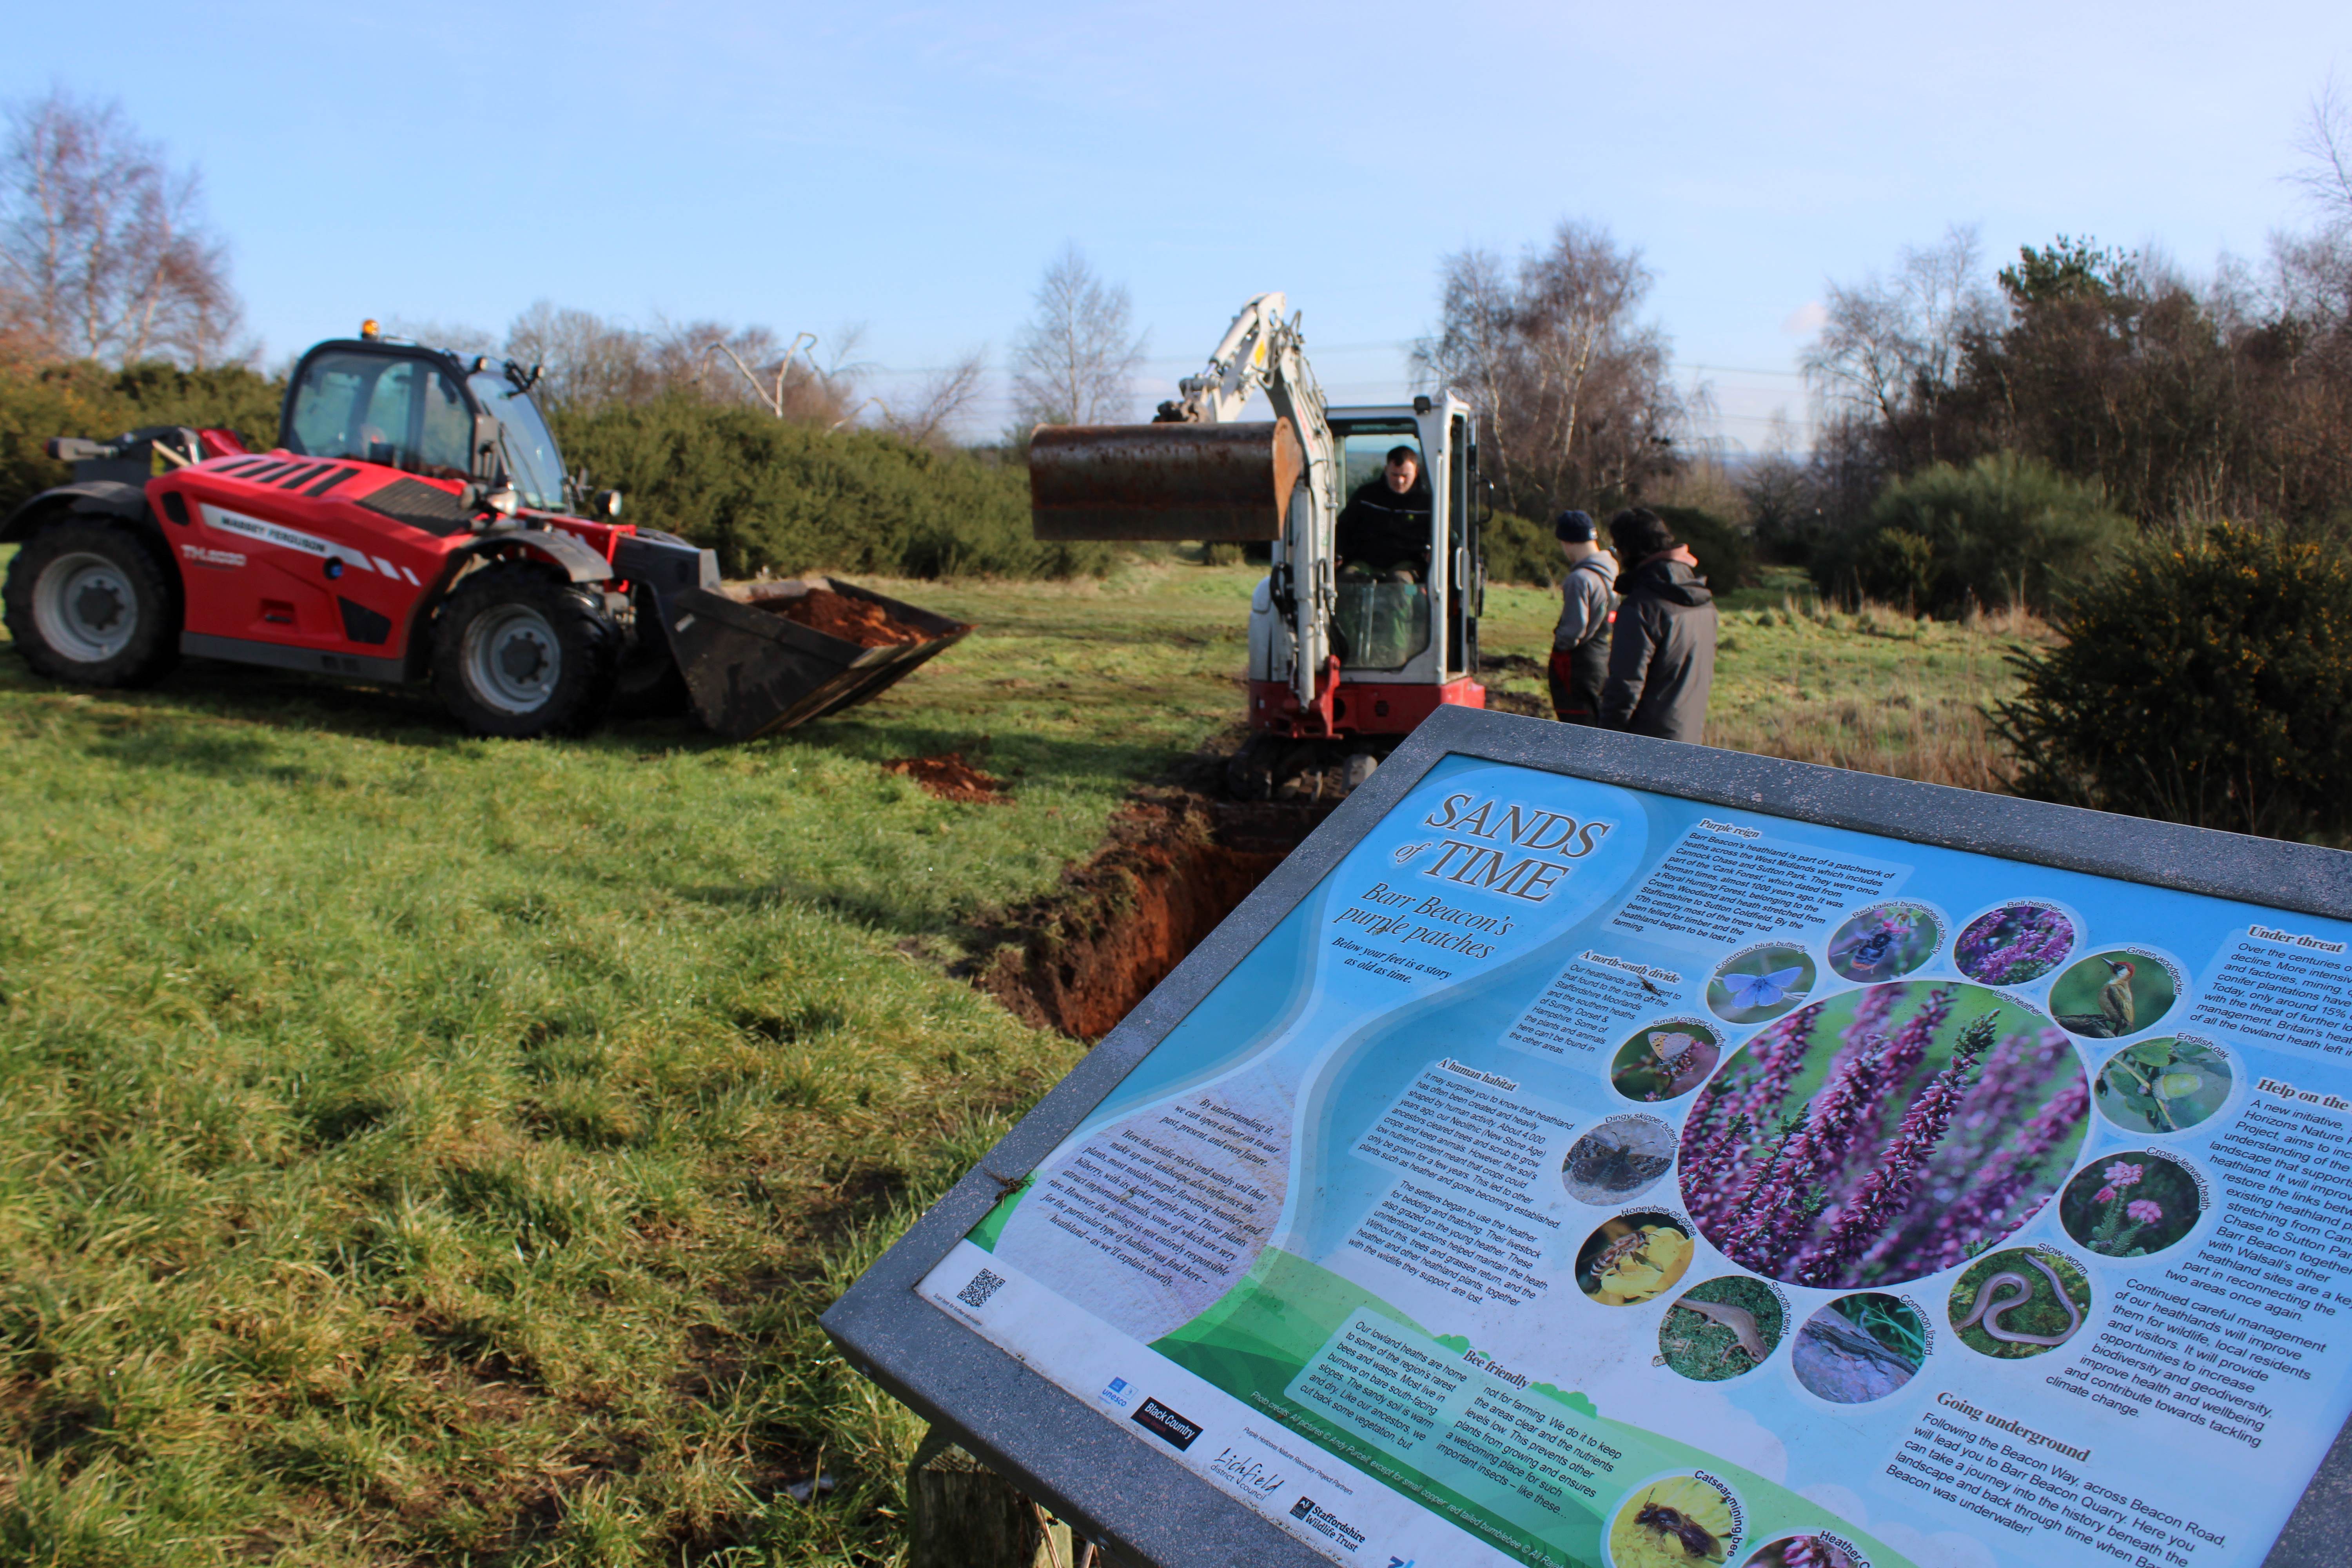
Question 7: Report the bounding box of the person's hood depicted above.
[1629,556,1711,606]
[1572,552,1619,587]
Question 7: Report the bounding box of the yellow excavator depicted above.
[1028,294,1488,798]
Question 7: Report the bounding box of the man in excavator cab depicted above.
[1334,444,1432,581]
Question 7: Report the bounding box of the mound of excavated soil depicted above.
[887,753,1009,804]
[965,781,1333,1040]
[759,587,932,647]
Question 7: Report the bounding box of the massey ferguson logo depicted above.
[180,543,246,569]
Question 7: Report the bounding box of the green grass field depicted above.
[0,557,2038,1565]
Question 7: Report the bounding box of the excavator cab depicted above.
[1027,293,1485,797]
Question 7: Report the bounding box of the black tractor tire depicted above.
[2,517,181,688]
[430,562,618,739]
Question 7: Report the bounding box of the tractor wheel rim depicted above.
[33,552,138,662]
[464,604,562,714]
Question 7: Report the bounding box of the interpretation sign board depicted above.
[824,709,2352,1568]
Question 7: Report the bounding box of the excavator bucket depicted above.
[657,576,973,742]
[1029,419,1302,541]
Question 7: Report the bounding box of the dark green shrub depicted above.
[1483,512,1561,586]
[1653,505,1755,590]
[2,360,282,518]
[1816,452,2129,615]
[1992,522,2352,839]
[553,399,1113,580]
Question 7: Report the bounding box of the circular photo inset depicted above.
[1707,945,1817,1025]
[1828,902,1943,983]
[2095,1038,2230,1134]
[1954,902,2076,986]
[1564,1116,1678,1204]
[2059,1152,2201,1257]
[1660,1276,1784,1381]
[1741,1536,1860,1568]
[1611,1474,1738,1568]
[1612,1022,1724,1102]
[1678,982,2087,1288]
[1792,1293,1926,1404]
[2049,949,2178,1038]
[1949,1249,2089,1358]
[1577,1212,1695,1306]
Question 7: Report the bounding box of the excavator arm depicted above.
[1029,292,1341,717]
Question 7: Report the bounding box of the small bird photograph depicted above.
[2049,949,2177,1037]
[1706,945,1817,1024]
[1826,902,1943,982]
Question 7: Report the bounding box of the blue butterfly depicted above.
[1722,966,1805,1009]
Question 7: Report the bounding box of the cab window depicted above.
[286,351,474,480]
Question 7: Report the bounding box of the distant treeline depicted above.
[1759,229,2352,613]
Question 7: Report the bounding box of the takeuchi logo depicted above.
[1414,792,1615,903]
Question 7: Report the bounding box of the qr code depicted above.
[956,1267,1007,1310]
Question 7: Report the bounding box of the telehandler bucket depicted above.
[657,576,973,742]
[1029,419,1301,541]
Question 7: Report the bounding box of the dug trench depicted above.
[958,744,1343,1040]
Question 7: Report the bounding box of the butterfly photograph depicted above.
[1706,945,1817,1024]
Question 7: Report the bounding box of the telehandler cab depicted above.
[2,326,967,740]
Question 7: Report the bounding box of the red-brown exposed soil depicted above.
[887,752,1010,804]
[967,779,1332,1040]
[756,586,932,647]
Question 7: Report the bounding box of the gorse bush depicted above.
[1814,453,2131,615]
[1992,521,2352,840]
[553,398,1113,580]
[1482,512,1559,586]
[0,359,281,517]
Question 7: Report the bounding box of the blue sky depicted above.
[7,1,2345,446]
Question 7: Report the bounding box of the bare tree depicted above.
[1802,225,1999,461]
[884,348,989,448]
[1415,221,1688,515]
[505,302,656,410]
[2290,73,2352,225]
[1010,244,1145,428]
[0,86,243,367]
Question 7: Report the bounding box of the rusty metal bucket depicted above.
[659,576,973,742]
[1029,419,1301,541]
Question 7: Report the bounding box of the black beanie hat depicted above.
[1553,509,1597,543]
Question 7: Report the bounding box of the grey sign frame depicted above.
[822,705,2352,1568]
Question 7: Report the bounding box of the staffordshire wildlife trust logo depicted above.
[1285,1494,1369,1552]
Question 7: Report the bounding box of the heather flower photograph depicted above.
[1953,902,2076,985]
[1563,1116,1677,1204]
[1575,1212,1695,1306]
[2059,1153,2202,1256]
[1677,982,2088,1287]
[1659,1275,1785,1381]
[1828,902,1943,982]
[1611,1022,1724,1102]
[1706,944,1817,1025]
[2050,949,2178,1037]
[1948,1248,2090,1358]
[1791,1293,1926,1404]
[2095,1037,2232,1133]
[1741,1535,1861,1568]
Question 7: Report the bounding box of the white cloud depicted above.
[1782,301,1829,336]
[1800,1483,2001,1568]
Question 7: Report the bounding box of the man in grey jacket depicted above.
[1599,508,1717,742]
[1547,510,1617,724]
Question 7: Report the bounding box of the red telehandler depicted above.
[2,326,967,739]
